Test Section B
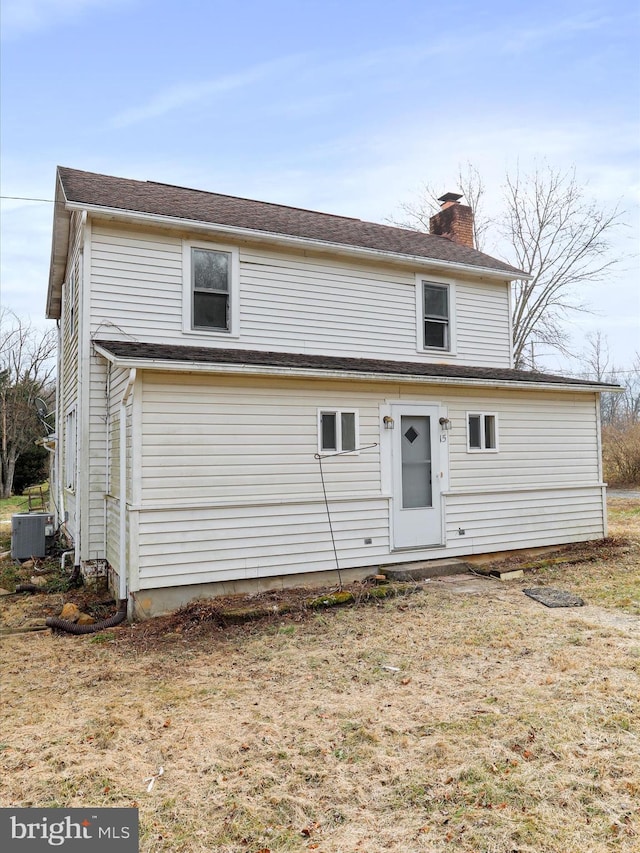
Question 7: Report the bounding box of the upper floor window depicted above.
[467,412,498,452]
[183,242,240,336]
[423,282,450,350]
[415,278,456,353]
[192,248,231,330]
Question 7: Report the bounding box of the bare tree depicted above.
[0,310,56,498]
[392,164,622,369]
[504,166,622,368]
[390,162,491,251]
[583,330,612,382]
[581,332,640,427]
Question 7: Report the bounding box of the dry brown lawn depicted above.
[0,498,638,852]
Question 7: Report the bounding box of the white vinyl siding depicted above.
[91,225,183,338]
[125,373,605,591]
[103,366,134,580]
[88,222,512,368]
[135,373,385,590]
[137,499,390,589]
[139,374,380,503]
[444,390,600,491]
[444,487,604,552]
[86,356,108,558]
[455,282,511,365]
[58,212,83,538]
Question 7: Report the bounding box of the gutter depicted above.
[119,368,136,603]
[63,200,529,283]
[93,345,620,395]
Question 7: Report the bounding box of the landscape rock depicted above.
[60,602,81,622]
[77,613,96,626]
[0,587,12,596]
[29,575,48,588]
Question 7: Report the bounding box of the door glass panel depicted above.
[401,416,432,508]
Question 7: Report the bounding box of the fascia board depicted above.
[92,345,618,394]
[46,173,71,319]
[66,201,531,283]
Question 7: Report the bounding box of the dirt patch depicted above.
[106,581,429,654]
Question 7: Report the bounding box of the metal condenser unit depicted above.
[11,513,55,560]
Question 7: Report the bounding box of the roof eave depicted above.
[93,344,616,393]
[66,200,530,282]
[46,171,72,320]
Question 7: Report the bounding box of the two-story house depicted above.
[46,167,617,618]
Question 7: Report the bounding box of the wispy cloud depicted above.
[1,0,128,39]
[110,55,304,128]
[501,13,613,54]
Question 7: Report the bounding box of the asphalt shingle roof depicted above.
[58,166,523,277]
[94,340,618,390]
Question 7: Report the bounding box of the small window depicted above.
[423,282,449,350]
[467,413,498,452]
[67,262,77,336]
[192,248,231,330]
[65,408,77,489]
[318,410,358,454]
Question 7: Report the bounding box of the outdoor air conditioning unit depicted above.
[11,512,55,561]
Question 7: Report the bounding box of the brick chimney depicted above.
[429,192,474,248]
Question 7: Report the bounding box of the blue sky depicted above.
[1,0,638,371]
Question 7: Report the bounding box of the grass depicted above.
[0,482,57,589]
[0,482,49,522]
[0,497,638,852]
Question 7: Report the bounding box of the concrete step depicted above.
[380,558,471,582]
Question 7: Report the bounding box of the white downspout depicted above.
[119,368,136,602]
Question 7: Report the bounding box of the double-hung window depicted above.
[184,242,239,335]
[467,412,498,452]
[192,248,231,330]
[422,282,450,350]
[318,410,358,454]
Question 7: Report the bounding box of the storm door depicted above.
[392,405,442,548]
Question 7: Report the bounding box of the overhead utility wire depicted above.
[1,195,56,203]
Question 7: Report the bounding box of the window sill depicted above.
[419,347,458,357]
[181,328,241,340]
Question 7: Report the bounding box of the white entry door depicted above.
[392,404,442,549]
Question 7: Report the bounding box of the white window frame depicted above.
[64,407,77,490]
[415,277,457,354]
[67,264,77,337]
[182,240,240,337]
[317,409,360,455]
[466,412,499,453]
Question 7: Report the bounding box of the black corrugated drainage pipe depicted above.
[45,600,128,635]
